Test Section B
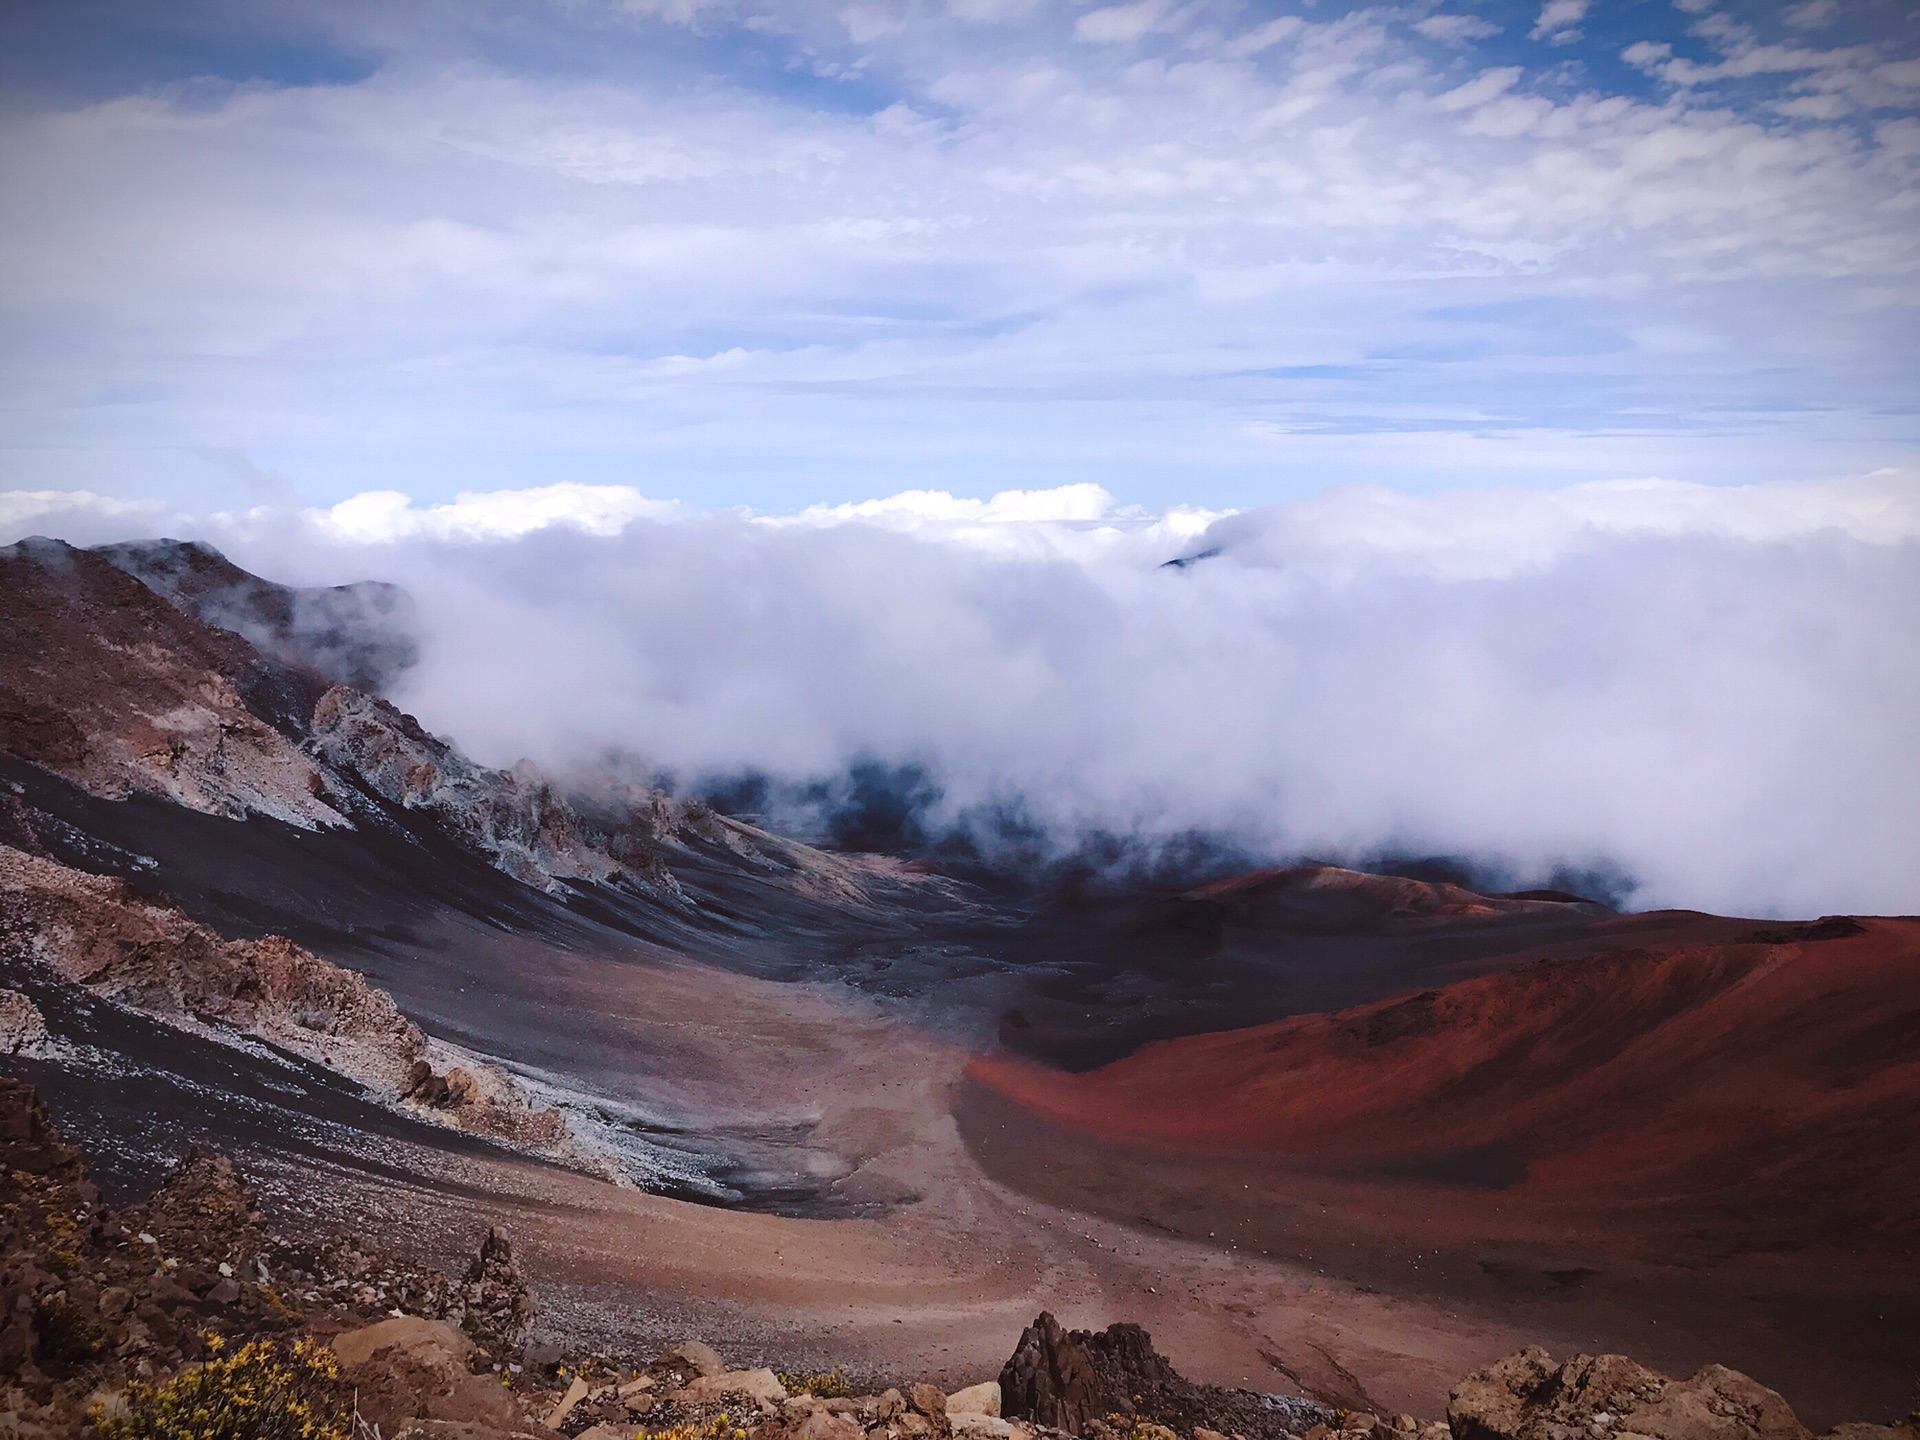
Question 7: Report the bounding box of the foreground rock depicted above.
[331,1314,539,1437]
[999,1312,1328,1440]
[1448,1347,1910,1440]
[0,1079,546,1438]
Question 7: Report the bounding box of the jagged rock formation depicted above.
[117,1146,272,1280]
[999,1313,1328,1440]
[0,842,419,1076]
[455,1226,537,1354]
[94,537,419,694]
[310,685,681,897]
[0,537,343,826]
[0,844,566,1151]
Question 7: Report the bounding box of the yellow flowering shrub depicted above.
[92,1335,349,1440]
[777,1366,853,1398]
[648,1413,755,1440]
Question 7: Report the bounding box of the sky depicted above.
[1,0,1917,512]
[2,0,1918,915]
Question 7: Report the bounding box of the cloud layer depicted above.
[8,471,1916,919]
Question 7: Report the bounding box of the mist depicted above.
[7,472,1919,918]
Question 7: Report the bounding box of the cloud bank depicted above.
[7,472,1917,919]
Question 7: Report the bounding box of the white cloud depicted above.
[1530,0,1589,44]
[0,489,178,547]
[309,485,681,544]
[1785,0,1839,29]
[1218,16,1306,59]
[1415,14,1501,44]
[10,471,1916,917]
[1433,66,1523,112]
[1074,0,1173,46]
[794,482,1115,526]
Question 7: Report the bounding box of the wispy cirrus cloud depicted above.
[0,0,1914,516]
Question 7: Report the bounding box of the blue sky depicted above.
[1,0,1917,515]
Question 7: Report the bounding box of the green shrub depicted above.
[92,1335,349,1440]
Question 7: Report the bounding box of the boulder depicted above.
[544,1377,590,1429]
[666,1339,728,1378]
[912,1384,951,1423]
[674,1368,789,1409]
[999,1313,1138,1435]
[333,1316,480,1371]
[948,1384,1003,1419]
[332,1315,520,1434]
[1449,1348,1810,1440]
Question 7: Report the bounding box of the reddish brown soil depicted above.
[960,917,1920,1422]
[969,918,1920,1251]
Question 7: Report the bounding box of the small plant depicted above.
[1092,1415,1179,1440]
[92,1334,350,1440]
[646,1415,754,1440]
[256,1287,306,1331]
[35,1296,108,1370]
[777,1366,853,1398]
[43,1211,85,1276]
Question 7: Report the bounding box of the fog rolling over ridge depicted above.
[10,470,1919,918]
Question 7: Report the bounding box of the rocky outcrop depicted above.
[0,842,421,1081]
[999,1313,1327,1440]
[95,538,419,695]
[0,537,343,826]
[456,1228,537,1356]
[0,844,567,1152]
[1448,1347,1811,1440]
[0,1081,308,1411]
[0,987,48,1054]
[310,686,681,899]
